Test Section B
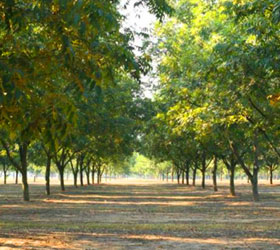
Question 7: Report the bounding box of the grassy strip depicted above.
[0,220,279,235]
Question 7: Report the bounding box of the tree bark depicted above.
[70,157,79,188]
[86,166,90,185]
[229,139,259,201]
[192,162,197,186]
[20,143,30,201]
[252,137,260,202]
[229,166,235,196]
[223,158,236,196]
[4,172,7,184]
[73,173,78,188]
[176,170,180,184]
[97,166,101,184]
[269,166,273,185]
[201,169,205,189]
[80,165,84,186]
[91,165,95,184]
[251,172,259,202]
[212,156,218,192]
[15,169,18,184]
[79,155,84,187]
[3,165,7,184]
[45,156,51,195]
[54,148,72,192]
[59,168,65,191]
[98,168,102,184]
[1,140,31,200]
[22,171,30,201]
[201,154,206,189]
[185,162,189,185]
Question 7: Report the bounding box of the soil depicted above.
[0,178,279,249]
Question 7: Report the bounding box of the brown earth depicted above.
[0,178,280,249]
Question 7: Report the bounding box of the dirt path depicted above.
[0,179,280,249]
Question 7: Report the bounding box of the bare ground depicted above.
[0,178,280,249]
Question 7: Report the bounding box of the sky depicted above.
[119,0,156,46]
[119,0,157,98]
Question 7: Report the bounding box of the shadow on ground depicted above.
[0,180,280,249]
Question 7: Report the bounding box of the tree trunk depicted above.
[201,154,206,189]
[70,157,79,188]
[15,169,18,184]
[251,136,260,201]
[192,163,197,186]
[185,163,189,185]
[251,174,259,202]
[201,169,205,189]
[97,166,101,184]
[3,168,7,185]
[229,166,235,196]
[80,164,84,186]
[59,168,65,191]
[171,169,174,182]
[269,166,273,185]
[20,143,30,201]
[86,168,90,185]
[229,139,259,201]
[22,171,30,201]
[98,170,102,184]
[45,156,51,195]
[91,166,95,184]
[181,171,185,184]
[73,172,77,188]
[177,171,180,184]
[212,156,218,192]
[251,166,259,201]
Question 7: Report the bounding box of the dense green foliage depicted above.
[1,0,280,202]
[0,0,171,200]
[141,0,280,201]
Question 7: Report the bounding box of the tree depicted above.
[0,0,172,200]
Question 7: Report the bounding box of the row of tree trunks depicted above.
[69,158,105,187]
[1,170,19,185]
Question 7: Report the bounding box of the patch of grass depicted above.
[0,220,279,237]
[0,180,280,249]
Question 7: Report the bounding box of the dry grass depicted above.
[0,178,280,249]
